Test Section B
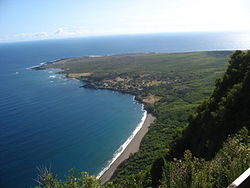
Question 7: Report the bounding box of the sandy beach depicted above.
[99,113,156,184]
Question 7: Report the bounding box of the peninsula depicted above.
[35,51,232,108]
[34,51,233,184]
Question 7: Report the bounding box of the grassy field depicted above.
[42,51,231,104]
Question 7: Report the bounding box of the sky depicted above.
[0,0,250,42]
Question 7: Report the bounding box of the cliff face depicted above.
[171,50,250,160]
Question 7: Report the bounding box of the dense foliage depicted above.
[34,128,249,188]
[171,50,250,159]
[160,128,249,188]
[34,51,250,187]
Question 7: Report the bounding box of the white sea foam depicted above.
[96,106,147,179]
[26,65,39,69]
[132,96,137,104]
[49,75,56,79]
[89,55,102,57]
[26,62,47,70]
[88,54,113,58]
[26,58,62,70]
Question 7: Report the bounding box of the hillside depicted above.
[150,50,250,187]
[171,50,250,159]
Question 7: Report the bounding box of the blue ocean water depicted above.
[0,32,250,188]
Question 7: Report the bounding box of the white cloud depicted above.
[54,28,65,35]
[17,32,49,39]
[1,0,250,43]
[53,27,90,37]
[0,27,91,42]
[0,31,50,42]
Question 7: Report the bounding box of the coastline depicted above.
[31,62,156,184]
[30,51,231,185]
[98,113,156,184]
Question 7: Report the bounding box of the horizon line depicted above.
[1,30,249,44]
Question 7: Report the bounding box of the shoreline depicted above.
[98,113,156,184]
[96,108,147,179]
[31,63,156,183]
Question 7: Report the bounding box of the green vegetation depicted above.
[150,50,250,187]
[34,129,249,188]
[34,50,250,187]
[160,128,249,188]
[171,50,250,159]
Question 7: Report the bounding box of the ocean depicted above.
[0,32,249,188]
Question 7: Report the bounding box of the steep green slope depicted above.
[171,50,250,159]
[160,128,249,188]
[149,50,250,187]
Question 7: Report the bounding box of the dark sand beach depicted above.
[99,114,155,184]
